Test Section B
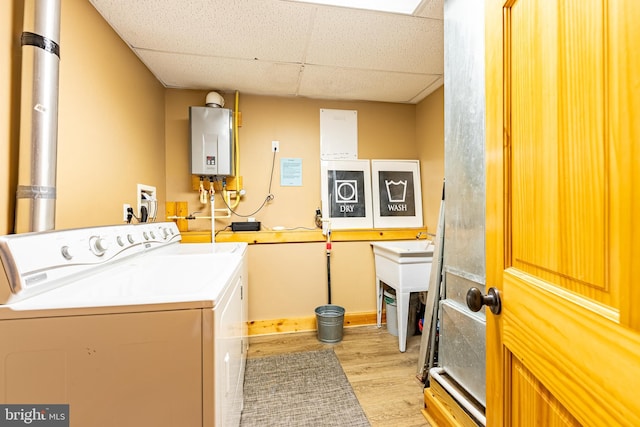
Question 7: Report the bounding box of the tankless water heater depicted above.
[189,106,234,176]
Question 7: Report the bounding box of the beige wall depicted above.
[165,90,418,230]
[55,0,166,229]
[165,90,443,321]
[1,0,165,233]
[416,86,445,232]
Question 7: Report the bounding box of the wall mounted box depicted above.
[190,106,234,176]
[231,222,260,232]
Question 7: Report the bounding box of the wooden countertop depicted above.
[180,227,429,244]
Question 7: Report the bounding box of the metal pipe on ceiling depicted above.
[15,0,61,233]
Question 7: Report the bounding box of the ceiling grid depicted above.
[89,0,443,103]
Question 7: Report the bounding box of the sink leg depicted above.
[397,291,410,353]
[376,278,383,328]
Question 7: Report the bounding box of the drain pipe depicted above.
[15,0,61,233]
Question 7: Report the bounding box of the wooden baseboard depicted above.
[423,378,479,427]
[248,311,383,336]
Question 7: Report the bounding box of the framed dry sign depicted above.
[320,160,373,229]
[371,160,423,228]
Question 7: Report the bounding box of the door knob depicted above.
[466,287,502,315]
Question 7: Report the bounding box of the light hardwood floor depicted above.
[247,325,431,427]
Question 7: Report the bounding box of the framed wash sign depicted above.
[371,160,423,228]
[320,160,373,229]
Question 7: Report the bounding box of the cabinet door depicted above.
[0,309,203,426]
[486,0,640,425]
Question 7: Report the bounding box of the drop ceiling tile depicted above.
[136,49,302,95]
[91,0,316,62]
[89,0,445,104]
[298,64,441,103]
[307,7,443,74]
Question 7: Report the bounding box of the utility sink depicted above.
[371,240,434,261]
[370,240,434,352]
[370,240,434,290]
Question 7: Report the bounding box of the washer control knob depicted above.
[160,228,169,239]
[116,236,125,247]
[90,236,109,256]
[143,232,150,240]
[61,245,74,260]
[127,234,135,244]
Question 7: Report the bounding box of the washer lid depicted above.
[3,251,242,312]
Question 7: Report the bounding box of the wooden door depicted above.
[485,0,640,426]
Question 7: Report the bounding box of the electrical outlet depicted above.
[123,204,131,222]
[271,140,280,152]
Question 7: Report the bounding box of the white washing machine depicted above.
[0,222,248,427]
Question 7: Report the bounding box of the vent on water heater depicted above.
[189,106,234,176]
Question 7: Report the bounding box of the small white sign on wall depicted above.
[319,109,358,160]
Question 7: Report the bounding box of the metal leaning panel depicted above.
[439,298,486,407]
[439,0,487,413]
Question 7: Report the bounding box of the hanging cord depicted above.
[214,224,231,237]
[219,149,276,217]
[126,205,155,223]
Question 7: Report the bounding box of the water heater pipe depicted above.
[226,90,242,209]
[234,91,240,185]
[15,0,61,233]
[221,91,243,210]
